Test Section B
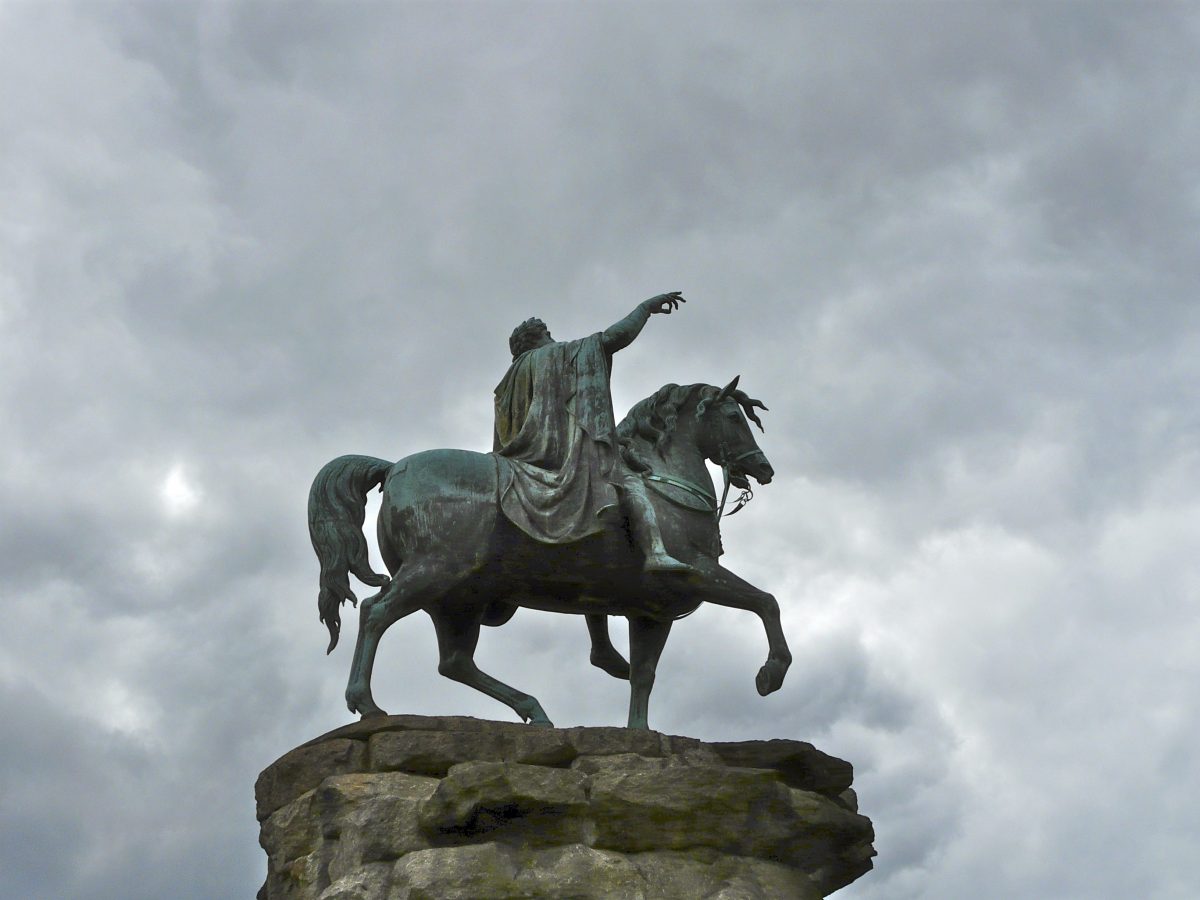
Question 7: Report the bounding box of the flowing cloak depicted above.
[492,332,620,543]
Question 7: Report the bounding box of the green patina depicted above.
[308,293,789,730]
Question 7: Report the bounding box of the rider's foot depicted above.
[643,552,698,575]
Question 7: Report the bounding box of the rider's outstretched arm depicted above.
[602,292,685,354]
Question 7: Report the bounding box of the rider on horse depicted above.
[493,292,695,574]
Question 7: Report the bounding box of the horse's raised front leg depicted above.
[627,615,672,730]
[431,611,553,726]
[692,564,792,696]
[345,565,440,718]
[587,613,630,680]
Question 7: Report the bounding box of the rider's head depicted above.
[509,318,552,359]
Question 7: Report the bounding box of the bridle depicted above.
[715,442,760,518]
[642,441,762,519]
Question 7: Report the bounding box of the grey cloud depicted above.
[2,2,1199,899]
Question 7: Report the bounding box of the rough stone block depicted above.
[708,739,852,796]
[564,725,664,758]
[506,730,578,767]
[514,843,648,898]
[839,786,858,812]
[569,751,670,777]
[783,788,876,893]
[389,842,521,899]
[257,716,874,899]
[316,773,438,882]
[628,850,824,900]
[263,848,329,900]
[369,729,509,776]
[257,739,368,821]
[306,715,530,750]
[589,764,796,857]
[661,736,724,767]
[419,761,592,844]
[260,789,320,867]
[316,863,392,900]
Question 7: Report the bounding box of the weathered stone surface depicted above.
[564,724,665,758]
[516,844,647,898]
[590,764,800,858]
[780,787,876,892]
[369,729,511,777]
[709,739,853,797]
[507,729,578,767]
[568,751,670,778]
[319,773,438,882]
[840,787,858,812]
[258,716,874,899]
[257,739,367,821]
[260,848,329,900]
[261,789,320,869]
[390,843,520,899]
[300,715,532,750]
[628,850,824,900]
[420,761,592,844]
[316,863,392,900]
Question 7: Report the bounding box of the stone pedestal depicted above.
[256,716,874,899]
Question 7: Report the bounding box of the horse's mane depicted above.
[617,383,713,458]
[617,382,766,472]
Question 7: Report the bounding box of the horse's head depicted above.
[696,376,774,488]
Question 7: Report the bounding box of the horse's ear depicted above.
[716,375,741,401]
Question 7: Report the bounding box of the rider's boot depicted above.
[621,477,697,575]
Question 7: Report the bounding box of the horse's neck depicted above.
[655,421,715,496]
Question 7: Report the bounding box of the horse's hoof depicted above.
[519,703,554,727]
[756,660,787,696]
[591,650,631,680]
[347,690,386,718]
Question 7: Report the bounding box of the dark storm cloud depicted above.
[2,3,1198,899]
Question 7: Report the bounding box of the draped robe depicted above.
[492,333,620,544]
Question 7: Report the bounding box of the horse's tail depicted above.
[308,454,393,654]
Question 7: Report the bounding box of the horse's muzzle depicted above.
[734,453,773,486]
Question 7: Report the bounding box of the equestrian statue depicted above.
[308,292,790,729]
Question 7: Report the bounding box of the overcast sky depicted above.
[2,2,1198,898]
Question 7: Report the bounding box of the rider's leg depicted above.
[618,473,696,574]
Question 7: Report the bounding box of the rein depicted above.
[644,473,717,512]
[641,444,760,519]
[716,444,758,518]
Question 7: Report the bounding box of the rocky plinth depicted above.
[257,716,874,899]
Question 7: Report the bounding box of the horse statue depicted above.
[308,377,791,730]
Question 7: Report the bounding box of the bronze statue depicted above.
[494,293,694,574]
[309,293,790,729]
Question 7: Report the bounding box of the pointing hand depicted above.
[643,292,685,315]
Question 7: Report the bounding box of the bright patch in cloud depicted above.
[160,464,201,516]
[97,679,157,740]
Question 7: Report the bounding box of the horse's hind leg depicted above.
[431,611,553,726]
[345,565,445,717]
[587,613,630,680]
[627,616,672,730]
